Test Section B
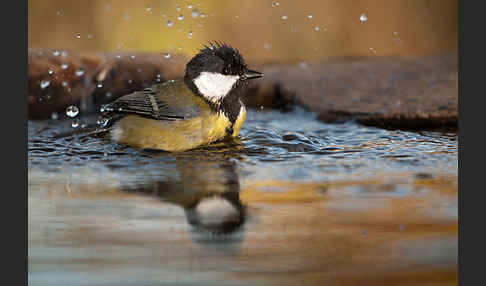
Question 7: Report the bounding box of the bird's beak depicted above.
[242,69,263,80]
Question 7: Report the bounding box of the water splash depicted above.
[40,80,50,89]
[66,105,79,118]
[360,14,368,22]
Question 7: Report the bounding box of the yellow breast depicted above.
[232,105,246,137]
[110,108,244,152]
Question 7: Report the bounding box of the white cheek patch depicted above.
[193,72,239,103]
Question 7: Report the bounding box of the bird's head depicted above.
[184,41,263,103]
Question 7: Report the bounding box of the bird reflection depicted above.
[120,150,246,239]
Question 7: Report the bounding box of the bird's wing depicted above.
[100,81,201,121]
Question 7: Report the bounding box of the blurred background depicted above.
[28,0,457,62]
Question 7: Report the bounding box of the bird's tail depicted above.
[52,114,123,140]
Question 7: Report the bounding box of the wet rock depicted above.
[245,52,457,129]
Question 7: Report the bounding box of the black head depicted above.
[183,42,263,125]
[184,41,263,82]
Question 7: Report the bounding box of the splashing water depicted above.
[360,14,368,22]
[71,119,79,128]
[40,80,50,89]
[66,105,79,118]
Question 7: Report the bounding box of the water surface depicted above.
[28,108,458,285]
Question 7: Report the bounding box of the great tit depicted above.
[100,42,263,151]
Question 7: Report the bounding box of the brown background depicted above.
[29,0,457,61]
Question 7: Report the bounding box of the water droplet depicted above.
[200,13,206,18]
[53,50,60,56]
[177,14,184,20]
[167,20,173,27]
[75,69,85,76]
[97,82,103,88]
[359,13,368,22]
[61,63,68,70]
[191,9,199,18]
[40,80,50,89]
[71,119,79,128]
[188,31,193,38]
[48,69,54,75]
[51,112,58,120]
[145,5,152,13]
[188,4,193,9]
[164,53,171,59]
[66,105,79,118]
[97,117,109,127]
[281,15,287,20]
[314,26,320,31]
[307,14,313,19]
[272,2,280,7]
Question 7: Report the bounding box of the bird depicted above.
[99,41,263,151]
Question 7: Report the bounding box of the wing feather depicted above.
[101,81,200,121]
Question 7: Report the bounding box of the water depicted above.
[28,108,457,285]
[360,13,368,22]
